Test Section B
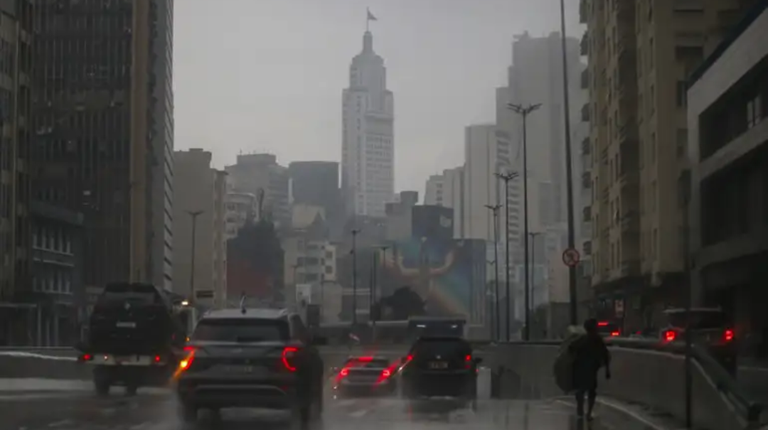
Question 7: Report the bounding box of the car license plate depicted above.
[218,364,265,375]
[429,361,448,369]
[116,321,136,328]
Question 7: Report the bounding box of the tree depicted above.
[381,286,426,320]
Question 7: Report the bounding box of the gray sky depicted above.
[174,0,582,194]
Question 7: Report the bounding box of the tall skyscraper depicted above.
[341,29,394,218]
[31,0,174,290]
[0,0,33,334]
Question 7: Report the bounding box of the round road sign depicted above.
[562,248,581,267]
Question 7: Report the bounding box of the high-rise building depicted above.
[688,2,767,329]
[172,149,228,308]
[30,0,174,292]
[341,30,394,218]
[224,192,257,240]
[226,153,289,228]
[424,175,444,206]
[0,0,33,339]
[583,0,753,325]
[462,124,517,244]
[288,161,340,227]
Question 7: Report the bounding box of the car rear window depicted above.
[97,283,160,307]
[666,311,728,330]
[412,338,471,357]
[192,318,289,342]
[344,357,390,368]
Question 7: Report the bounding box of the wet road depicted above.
[0,382,666,430]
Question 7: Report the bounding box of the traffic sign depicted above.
[562,248,581,267]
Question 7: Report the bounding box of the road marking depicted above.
[46,420,72,428]
[348,409,369,418]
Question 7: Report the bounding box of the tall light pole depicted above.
[528,231,543,338]
[186,210,204,302]
[485,203,502,341]
[559,0,579,325]
[350,229,360,327]
[508,102,541,341]
[495,172,519,341]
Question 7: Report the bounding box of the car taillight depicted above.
[154,355,162,363]
[724,329,734,342]
[610,331,620,337]
[340,367,349,377]
[282,346,299,372]
[465,354,472,369]
[183,345,195,352]
[664,330,676,342]
[80,353,93,362]
[406,354,413,362]
[178,353,194,371]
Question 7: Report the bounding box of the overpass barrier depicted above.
[1,339,763,430]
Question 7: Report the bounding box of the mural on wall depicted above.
[376,237,485,320]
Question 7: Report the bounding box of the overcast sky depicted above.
[174,0,582,195]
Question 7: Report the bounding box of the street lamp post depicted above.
[186,210,204,302]
[350,229,360,327]
[508,102,541,341]
[485,203,502,341]
[559,0,579,325]
[494,172,519,341]
[528,231,543,338]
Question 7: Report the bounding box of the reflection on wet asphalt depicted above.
[0,388,664,430]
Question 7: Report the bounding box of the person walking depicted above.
[569,318,611,420]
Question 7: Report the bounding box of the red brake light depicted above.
[357,356,373,362]
[406,354,413,362]
[178,352,194,371]
[664,330,677,342]
[381,369,391,378]
[598,321,609,327]
[154,355,161,363]
[282,346,299,372]
[183,346,196,352]
[340,367,349,376]
[724,329,734,342]
[80,353,93,362]
[465,355,472,362]
[610,331,620,337]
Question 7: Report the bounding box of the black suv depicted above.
[175,307,326,426]
[398,336,481,402]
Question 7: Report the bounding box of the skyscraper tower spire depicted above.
[341,10,394,218]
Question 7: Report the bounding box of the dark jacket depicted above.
[569,333,611,373]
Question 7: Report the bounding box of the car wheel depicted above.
[177,402,197,423]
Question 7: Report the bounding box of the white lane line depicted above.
[46,420,72,428]
[348,409,369,418]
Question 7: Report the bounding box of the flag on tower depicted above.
[367,8,377,22]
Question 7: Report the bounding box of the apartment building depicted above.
[173,149,228,309]
[225,192,257,240]
[583,0,755,326]
[688,2,768,336]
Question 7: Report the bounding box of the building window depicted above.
[676,81,688,107]
[676,128,688,158]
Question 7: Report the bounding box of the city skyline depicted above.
[173,0,582,194]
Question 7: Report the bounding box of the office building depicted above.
[583,0,754,326]
[424,175,444,206]
[0,0,32,343]
[226,153,289,228]
[288,161,340,227]
[173,149,228,309]
[341,29,395,218]
[30,0,175,293]
[688,2,768,333]
[225,192,257,240]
